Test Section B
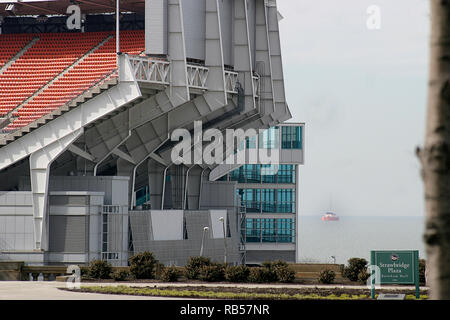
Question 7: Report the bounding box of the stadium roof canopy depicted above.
[0,0,144,16]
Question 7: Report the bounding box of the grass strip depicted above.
[72,286,428,300]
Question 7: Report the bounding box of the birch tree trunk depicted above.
[418,0,450,300]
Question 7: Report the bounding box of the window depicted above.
[259,127,279,149]
[238,188,295,213]
[282,126,302,149]
[238,188,261,213]
[135,185,150,206]
[277,189,294,213]
[245,218,295,243]
[261,189,276,213]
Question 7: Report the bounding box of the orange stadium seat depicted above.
[1,30,145,131]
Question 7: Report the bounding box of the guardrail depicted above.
[129,56,171,86]
[186,64,209,90]
[225,71,239,94]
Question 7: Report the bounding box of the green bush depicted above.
[276,267,296,283]
[225,265,250,283]
[198,264,225,282]
[261,260,295,283]
[88,260,112,279]
[419,259,426,284]
[128,251,159,279]
[248,267,276,283]
[112,269,129,281]
[184,256,212,280]
[343,258,368,282]
[358,269,370,284]
[318,269,336,284]
[161,266,180,282]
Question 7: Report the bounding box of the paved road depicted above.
[0,281,428,300]
[0,281,186,300]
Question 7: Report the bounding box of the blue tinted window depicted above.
[282,126,302,149]
[245,218,295,243]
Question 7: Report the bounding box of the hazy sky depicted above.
[277,0,430,216]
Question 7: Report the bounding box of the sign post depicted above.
[370,250,420,299]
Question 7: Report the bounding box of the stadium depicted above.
[0,0,304,267]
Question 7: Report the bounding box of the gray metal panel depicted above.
[182,0,205,60]
[145,0,168,55]
[49,195,88,206]
[49,216,87,253]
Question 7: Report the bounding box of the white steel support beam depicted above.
[204,0,227,108]
[267,0,290,121]
[234,0,256,111]
[0,54,141,171]
[167,0,190,107]
[255,0,275,118]
[68,145,95,162]
[113,148,136,165]
[30,128,83,251]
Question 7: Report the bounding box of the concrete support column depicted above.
[30,128,83,250]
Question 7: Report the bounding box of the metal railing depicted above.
[225,70,239,94]
[186,64,209,90]
[129,56,171,85]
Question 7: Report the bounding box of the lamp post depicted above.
[200,226,209,257]
[219,217,227,264]
[116,0,120,65]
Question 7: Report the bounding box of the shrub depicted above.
[318,269,336,284]
[88,260,112,279]
[184,256,212,280]
[357,269,370,284]
[343,258,368,282]
[128,251,159,279]
[277,267,296,283]
[112,269,129,281]
[198,264,225,282]
[154,262,166,280]
[225,265,250,283]
[262,260,295,283]
[248,267,276,283]
[419,259,426,284]
[161,266,180,282]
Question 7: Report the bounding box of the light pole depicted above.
[200,227,209,257]
[219,217,227,264]
[116,0,120,65]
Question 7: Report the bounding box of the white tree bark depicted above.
[418,0,450,300]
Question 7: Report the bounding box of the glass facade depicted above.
[135,185,150,206]
[281,126,302,149]
[237,188,295,213]
[225,164,296,184]
[259,127,279,149]
[218,125,302,246]
[244,218,295,243]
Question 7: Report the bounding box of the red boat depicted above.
[321,211,339,221]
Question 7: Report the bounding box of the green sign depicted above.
[370,250,420,299]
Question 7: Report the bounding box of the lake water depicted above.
[297,215,426,264]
